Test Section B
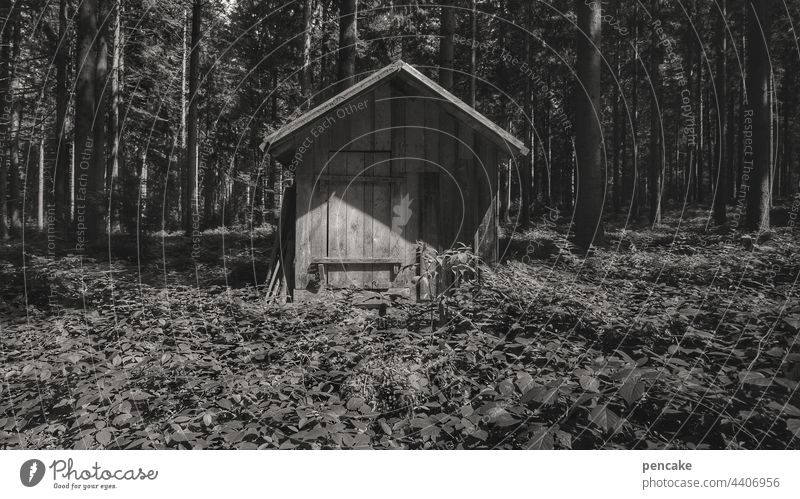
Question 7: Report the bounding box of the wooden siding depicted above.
[292,80,503,301]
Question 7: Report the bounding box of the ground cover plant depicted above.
[1,210,799,450]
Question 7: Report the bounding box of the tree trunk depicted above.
[75,0,99,246]
[712,0,728,225]
[184,0,201,235]
[648,13,663,226]
[8,15,21,234]
[178,7,187,227]
[499,161,511,225]
[301,0,314,104]
[519,1,532,227]
[627,3,640,219]
[469,0,477,107]
[109,0,124,233]
[94,0,110,238]
[439,0,455,91]
[337,0,357,91]
[745,0,771,231]
[696,55,704,203]
[54,0,70,239]
[612,0,621,211]
[38,125,45,230]
[573,0,605,248]
[0,0,10,240]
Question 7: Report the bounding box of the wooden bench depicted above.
[308,257,403,284]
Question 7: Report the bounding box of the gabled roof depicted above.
[261,60,529,158]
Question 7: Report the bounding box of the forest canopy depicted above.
[0,0,796,242]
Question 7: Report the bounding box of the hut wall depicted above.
[292,80,502,301]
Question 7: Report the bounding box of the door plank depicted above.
[345,153,366,287]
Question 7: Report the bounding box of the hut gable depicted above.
[262,60,529,159]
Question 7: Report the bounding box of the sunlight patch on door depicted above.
[392,193,413,235]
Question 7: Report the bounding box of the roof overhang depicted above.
[261,60,529,162]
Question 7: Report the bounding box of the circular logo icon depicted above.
[20,459,45,487]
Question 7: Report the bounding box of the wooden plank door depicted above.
[323,151,397,289]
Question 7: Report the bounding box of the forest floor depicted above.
[1,206,799,449]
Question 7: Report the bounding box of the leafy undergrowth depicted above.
[1,210,799,449]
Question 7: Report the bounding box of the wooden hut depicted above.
[262,61,528,302]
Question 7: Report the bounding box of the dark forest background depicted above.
[0,0,797,244]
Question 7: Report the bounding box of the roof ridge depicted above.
[262,62,528,157]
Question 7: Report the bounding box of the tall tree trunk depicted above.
[183,0,201,235]
[612,0,621,211]
[39,124,46,230]
[301,0,314,104]
[54,0,70,239]
[95,0,109,238]
[648,14,663,226]
[727,71,737,204]
[75,0,98,246]
[439,0,455,91]
[745,0,771,231]
[469,0,477,106]
[266,68,279,225]
[696,55,705,203]
[490,1,509,223]
[178,7,187,227]
[109,0,124,233]
[573,0,605,247]
[0,0,11,240]
[8,15,21,234]
[627,4,640,219]
[545,99,552,204]
[684,7,695,202]
[712,0,728,225]
[519,1,532,227]
[337,0,357,91]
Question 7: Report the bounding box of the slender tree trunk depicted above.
[612,0,621,211]
[8,15,21,234]
[499,161,511,225]
[685,14,696,202]
[301,0,314,104]
[266,68,279,225]
[574,0,605,247]
[713,0,728,225]
[94,0,109,238]
[75,0,98,245]
[628,4,640,219]
[38,124,45,230]
[0,0,10,240]
[179,7,187,227]
[745,0,771,231]
[648,11,663,226]
[183,0,200,235]
[727,52,738,207]
[565,139,575,211]
[337,0,357,91]
[109,0,124,233]
[439,0,455,91]
[54,0,70,239]
[519,1,532,227]
[696,58,705,203]
[469,0,477,106]
[549,103,561,206]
